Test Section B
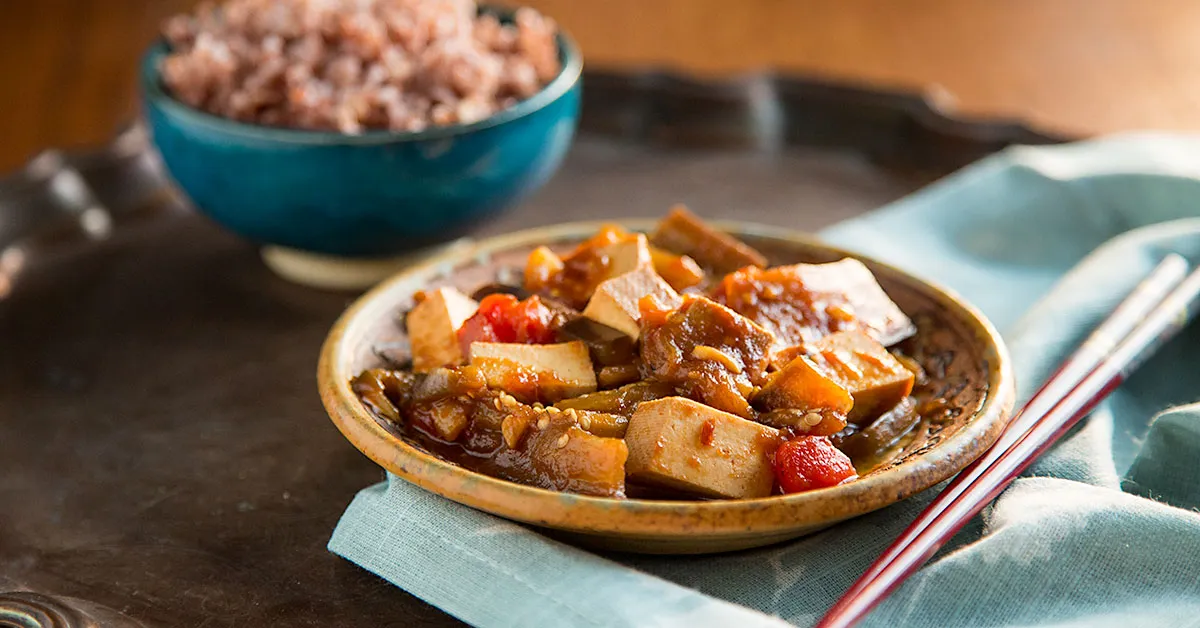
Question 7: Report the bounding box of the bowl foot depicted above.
[262,240,473,291]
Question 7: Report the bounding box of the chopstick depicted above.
[817,253,1200,628]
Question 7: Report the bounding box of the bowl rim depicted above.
[317,220,1016,538]
[139,5,583,145]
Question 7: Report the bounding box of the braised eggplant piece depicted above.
[554,381,676,415]
[352,208,939,500]
[352,368,416,423]
[834,397,921,463]
[407,388,627,497]
[411,365,488,401]
[650,205,768,273]
[596,363,640,388]
[469,283,533,301]
[568,409,630,439]
[639,296,774,419]
[556,316,637,367]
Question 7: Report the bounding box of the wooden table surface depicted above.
[5,0,1200,173]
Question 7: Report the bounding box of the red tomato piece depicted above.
[457,294,558,357]
[457,294,513,355]
[773,436,857,494]
[509,296,558,344]
[456,312,500,355]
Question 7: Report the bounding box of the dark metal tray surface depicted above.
[0,71,1059,627]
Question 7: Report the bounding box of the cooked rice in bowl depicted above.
[159,0,562,133]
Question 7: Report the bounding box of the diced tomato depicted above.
[456,305,503,354]
[773,436,857,494]
[457,294,559,357]
[508,296,558,344]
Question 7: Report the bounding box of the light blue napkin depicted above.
[329,133,1200,628]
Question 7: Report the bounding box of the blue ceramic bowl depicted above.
[139,17,581,257]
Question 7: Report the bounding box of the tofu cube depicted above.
[406,287,478,373]
[797,259,916,346]
[597,233,653,279]
[582,266,682,339]
[470,341,597,403]
[714,258,916,348]
[625,397,780,499]
[810,331,915,424]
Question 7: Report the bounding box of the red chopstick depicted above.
[817,254,1200,628]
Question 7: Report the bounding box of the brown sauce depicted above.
[712,265,862,348]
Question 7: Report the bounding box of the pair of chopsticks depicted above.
[817,253,1200,628]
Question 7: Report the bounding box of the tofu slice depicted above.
[597,233,653,279]
[406,287,478,373]
[470,341,597,403]
[582,266,682,339]
[649,205,767,273]
[810,331,915,425]
[796,259,916,346]
[625,397,780,499]
[714,259,915,349]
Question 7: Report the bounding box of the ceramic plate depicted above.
[318,221,1014,554]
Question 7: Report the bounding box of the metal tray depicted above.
[0,71,1060,628]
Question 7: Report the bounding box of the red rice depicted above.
[159,0,561,133]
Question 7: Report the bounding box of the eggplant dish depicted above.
[352,207,940,500]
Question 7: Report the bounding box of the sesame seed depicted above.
[803,412,824,428]
[556,434,569,448]
[537,416,550,430]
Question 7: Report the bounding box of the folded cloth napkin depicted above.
[329,133,1200,628]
